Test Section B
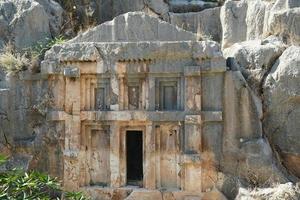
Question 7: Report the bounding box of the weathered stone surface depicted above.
[223,36,286,95]
[0,0,63,49]
[238,138,287,184]
[58,0,169,26]
[82,187,132,200]
[263,46,300,177]
[144,0,169,16]
[267,7,300,45]
[272,0,300,10]
[0,88,10,147]
[70,12,197,43]
[2,0,300,197]
[45,41,222,64]
[41,12,228,199]
[222,71,263,177]
[169,7,222,42]
[124,190,162,200]
[216,173,240,200]
[235,182,300,200]
[220,0,272,48]
[222,69,290,185]
[220,0,300,48]
[36,0,63,36]
[169,0,219,13]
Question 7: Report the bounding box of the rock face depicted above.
[168,0,219,13]
[0,0,300,199]
[70,12,197,43]
[220,0,272,48]
[221,0,300,184]
[235,182,300,200]
[169,7,222,42]
[263,46,300,177]
[267,7,300,45]
[0,0,63,49]
[223,37,286,95]
[56,0,169,26]
[222,70,287,185]
[220,0,300,48]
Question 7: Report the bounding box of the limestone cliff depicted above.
[0,0,299,200]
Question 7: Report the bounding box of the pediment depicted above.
[70,12,197,43]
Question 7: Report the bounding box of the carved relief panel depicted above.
[95,78,110,110]
[89,129,110,186]
[80,123,110,187]
[156,123,182,189]
[80,76,110,111]
[80,75,97,111]
[155,77,181,111]
[119,77,145,110]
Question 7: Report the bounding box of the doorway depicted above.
[126,131,143,186]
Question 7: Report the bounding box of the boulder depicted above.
[169,0,219,13]
[223,36,286,95]
[220,0,272,48]
[272,0,300,10]
[238,138,287,184]
[35,0,63,36]
[169,7,222,42]
[263,46,300,177]
[220,0,300,48]
[10,1,51,49]
[56,0,169,28]
[267,7,300,45]
[235,182,300,200]
[0,0,63,49]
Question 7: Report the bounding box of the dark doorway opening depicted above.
[126,131,143,186]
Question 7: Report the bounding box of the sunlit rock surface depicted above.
[0,0,299,199]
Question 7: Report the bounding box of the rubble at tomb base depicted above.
[0,0,300,200]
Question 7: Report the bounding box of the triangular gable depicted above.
[70,12,197,43]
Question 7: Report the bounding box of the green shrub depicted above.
[0,155,89,200]
[31,36,66,59]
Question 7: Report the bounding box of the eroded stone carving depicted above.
[42,12,226,199]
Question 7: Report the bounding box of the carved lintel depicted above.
[63,67,80,78]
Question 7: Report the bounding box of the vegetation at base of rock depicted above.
[0,44,29,73]
[0,155,89,200]
[0,36,66,73]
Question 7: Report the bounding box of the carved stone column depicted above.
[110,122,121,187]
[144,123,156,189]
[63,71,81,190]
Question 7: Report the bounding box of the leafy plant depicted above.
[0,154,89,200]
[30,36,66,59]
[65,191,88,200]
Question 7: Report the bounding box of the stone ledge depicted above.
[18,72,48,80]
[47,110,222,122]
